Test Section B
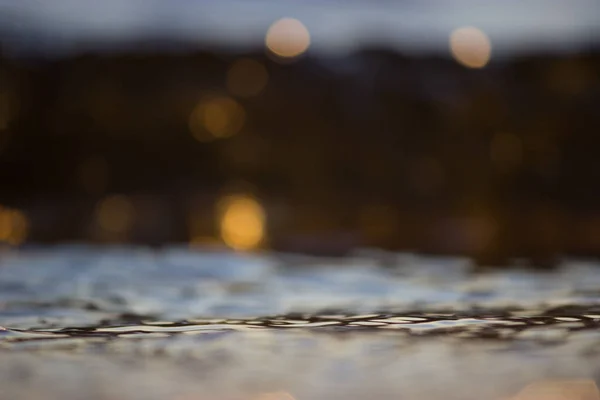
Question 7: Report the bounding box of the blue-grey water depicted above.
[2,246,600,400]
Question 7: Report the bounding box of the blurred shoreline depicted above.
[0,45,599,263]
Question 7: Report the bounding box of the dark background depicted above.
[0,2,599,266]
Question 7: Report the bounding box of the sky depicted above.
[0,0,599,56]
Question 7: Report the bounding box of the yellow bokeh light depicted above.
[95,195,135,234]
[218,194,266,251]
[265,18,310,59]
[189,96,245,142]
[449,26,492,69]
[0,206,29,245]
[227,58,269,98]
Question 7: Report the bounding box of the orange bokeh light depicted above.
[265,18,310,59]
[218,194,266,251]
[450,26,492,69]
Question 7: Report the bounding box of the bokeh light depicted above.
[218,194,266,251]
[95,195,135,234]
[449,26,492,69]
[227,58,269,98]
[265,18,310,59]
[189,95,245,142]
[0,206,29,245]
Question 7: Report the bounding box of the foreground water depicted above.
[2,246,600,400]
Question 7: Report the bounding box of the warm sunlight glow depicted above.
[266,18,310,59]
[218,194,266,251]
[189,96,245,142]
[450,26,492,69]
[227,58,269,97]
[95,195,135,234]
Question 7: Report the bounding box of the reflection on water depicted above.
[1,247,600,400]
[4,309,600,343]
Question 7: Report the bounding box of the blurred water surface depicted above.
[2,247,600,399]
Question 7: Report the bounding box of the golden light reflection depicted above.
[78,156,109,194]
[510,380,599,400]
[491,132,523,173]
[189,95,245,142]
[218,194,266,251]
[227,58,269,98]
[265,18,310,59]
[0,206,29,245]
[95,195,135,234]
[449,26,492,69]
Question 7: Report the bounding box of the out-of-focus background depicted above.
[0,0,599,264]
